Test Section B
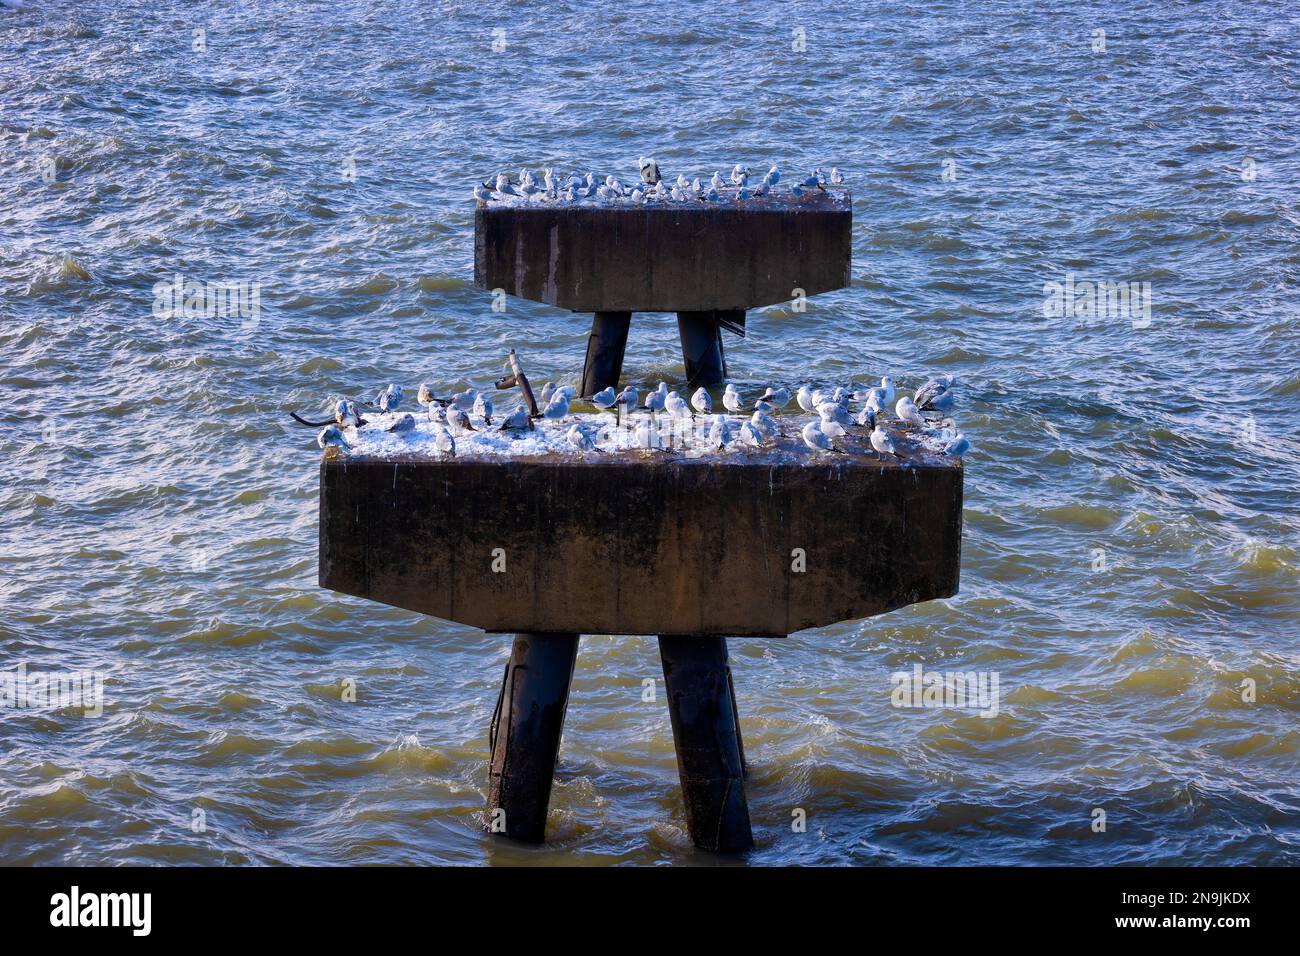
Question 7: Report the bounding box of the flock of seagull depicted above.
[473,159,845,205]
[315,374,970,460]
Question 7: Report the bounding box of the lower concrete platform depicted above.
[318,422,962,638]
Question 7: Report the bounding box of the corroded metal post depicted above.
[658,635,753,852]
[486,632,580,843]
[580,310,632,398]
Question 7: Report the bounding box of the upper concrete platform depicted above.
[473,190,853,313]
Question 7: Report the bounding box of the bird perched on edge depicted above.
[896,396,925,428]
[802,421,836,452]
[591,386,617,411]
[691,387,712,415]
[723,384,743,413]
[567,424,596,452]
[870,425,897,456]
[318,425,349,450]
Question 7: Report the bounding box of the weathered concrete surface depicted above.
[474,191,852,312]
[319,431,962,638]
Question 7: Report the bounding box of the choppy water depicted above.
[2,0,1298,866]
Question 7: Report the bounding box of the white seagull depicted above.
[802,421,835,452]
[796,385,816,413]
[870,426,897,456]
[591,386,617,411]
[723,384,743,413]
[691,387,712,415]
[665,390,691,419]
[896,397,925,427]
[318,425,349,450]
[542,391,570,420]
[567,424,596,451]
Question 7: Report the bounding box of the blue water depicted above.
[1,0,1298,865]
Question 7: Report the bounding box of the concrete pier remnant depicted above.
[314,186,964,853]
[474,191,852,392]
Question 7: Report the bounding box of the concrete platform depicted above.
[474,190,853,313]
[318,422,962,638]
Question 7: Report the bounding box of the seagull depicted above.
[818,401,852,427]
[450,408,475,432]
[639,157,661,185]
[914,374,956,411]
[433,424,456,456]
[830,167,844,185]
[473,183,492,203]
[318,425,349,450]
[944,433,970,456]
[473,392,493,425]
[614,386,638,410]
[880,375,896,406]
[449,389,476,411]
[427,401,445,424]
[597,184,618,201]
[335,399,363,426]
[665,390,691,419]
[543,168,556,193]
[567,424,596,452]
[676,173,690,190]
[740,420,765,447]
[691,387,712,415]
[542,391,570,420]
[499,404,533,431]
[539,381,556,405]
[730,164,749,186]
[708,415,733,448]
[855,406,876,429]
[802,421,835,452]
[704,185,719,202]
[630,188,644,204]
[751,408,777,440]
[564,184,578,202]
[376,384,402,412]
[591,386,617,411]
[790,184,804,198]
[870,426,897,456]
[644,388,666,412]
[737,186,750,200]
[759,386,790,409]
[387,413,416,433]
[555,385,576,400]
[800,171,825,190]
[723,384,743,413]
[711,171,725,191]
[896,397,924,427]
[864,388,886,417]
[494,173,519,196]
[417,382,436,406]
[763,165,780,188]
[796,385,816,413]
[605,175,626,197]
[635,418,660,448]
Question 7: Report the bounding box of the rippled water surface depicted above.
[2,0,1298,865]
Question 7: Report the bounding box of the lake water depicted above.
[1,0,1297,865]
